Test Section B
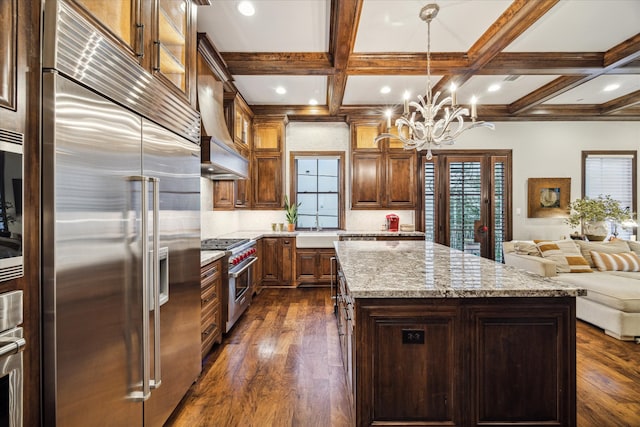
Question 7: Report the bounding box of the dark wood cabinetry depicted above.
[350,122,418,209]
[261,237,296,287]
[251,118,285,209]
[296,248,335,286]
[70,0,196,104]
[339,293,577,427]
[252,153,283,209]
[200,258,223,358]
[212,180,235,210]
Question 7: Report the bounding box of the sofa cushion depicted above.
[555,273,640,312]
[591,251,640,272]
[575,240,630,267]
[625,240,640,257]
[536,240,592,273]
[514,241,539,256]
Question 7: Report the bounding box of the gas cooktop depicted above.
[201,238,250,251]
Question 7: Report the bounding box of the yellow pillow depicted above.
[536,241,592,273]
[590,251,640,272]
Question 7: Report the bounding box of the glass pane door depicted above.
[448,160,482,257]
[424,152,510,261]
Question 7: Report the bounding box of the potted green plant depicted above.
[565,195,630,240]
[284,196,301,232]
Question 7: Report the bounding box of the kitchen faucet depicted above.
[315,212,322,231]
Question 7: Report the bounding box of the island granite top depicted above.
[335,241,586,299]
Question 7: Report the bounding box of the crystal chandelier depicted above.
[375,3,494,160]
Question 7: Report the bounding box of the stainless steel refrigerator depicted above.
[41,2,202,425]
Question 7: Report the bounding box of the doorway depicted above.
[422,150,512,261]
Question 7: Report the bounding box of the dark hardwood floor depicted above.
[166,288,640,427]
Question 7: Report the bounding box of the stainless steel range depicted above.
[201,238,258,332]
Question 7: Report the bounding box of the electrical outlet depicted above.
[402,329,425,344]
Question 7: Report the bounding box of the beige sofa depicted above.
[504,239,640,342]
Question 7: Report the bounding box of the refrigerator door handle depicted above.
[141,177,151,401]
[149,177,162,390]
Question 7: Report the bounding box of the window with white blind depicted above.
[583,151,637,239]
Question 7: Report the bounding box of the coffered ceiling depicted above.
[196,0,640,122]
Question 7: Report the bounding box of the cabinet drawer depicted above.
[201,311,220,358]
[201,279,220,307]
[201,298,217,327]
[201,260,221,288]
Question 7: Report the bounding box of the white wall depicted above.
[202,121,640,239]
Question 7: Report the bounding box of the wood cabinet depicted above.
[69,0,196,104]
[350,122,418,209]
[200,258,222,359]
[251,118,285,209]
[351,153,384,208]
[224,93,253,157]
[252,153,282,209]
[296,248,335,286]
[338,292,577,426]
[261,237,296,287]
[212,180,235,210]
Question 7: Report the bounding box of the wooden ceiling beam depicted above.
[509,35,640,114]
[327,0,363,115]
[222,52,334,75]
[601,90,640,115]
[466,0,560,69]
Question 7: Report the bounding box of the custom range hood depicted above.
[198,75,248,180]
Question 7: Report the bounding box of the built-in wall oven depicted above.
[0,290,25,427]
[201,238,258,332]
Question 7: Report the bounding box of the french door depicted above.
[422,151,511,261]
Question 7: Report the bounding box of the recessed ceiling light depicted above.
[380,86,391,94]
[237,1,255,16]
[604,83,620,92]
[275,86,286,95]
[309,99,318,106]
[488,84,501,92]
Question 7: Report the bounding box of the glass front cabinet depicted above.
[70,0,195,104]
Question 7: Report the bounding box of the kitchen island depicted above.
[334,240,585,427]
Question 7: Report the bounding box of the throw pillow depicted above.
[514,241,539,256]
[575,240,630,267]
[536,241,592,273]
[625,240,640,257]
[590,251,640,272]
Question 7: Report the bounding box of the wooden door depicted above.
[252,153,282,209]
[424,151,511,261]
[318,249,335,282]
[212,180,234,209]
[296,249,317,284]
[386,152,416,208]
[261,238,280,283]
[281,237,294,285]
[351,153,384,208]
[72,0,142,60]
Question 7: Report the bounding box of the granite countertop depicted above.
[211,229,425,240]
[335,240,586,299]
[201,250,226,267]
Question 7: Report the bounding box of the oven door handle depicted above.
[0,337,26,359]
[229,257,258,278]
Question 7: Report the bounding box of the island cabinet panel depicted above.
[356,302,462,426]
[351,298,576,427]
[468,304,575,426]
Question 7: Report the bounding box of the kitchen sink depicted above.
[295,232,340,248]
